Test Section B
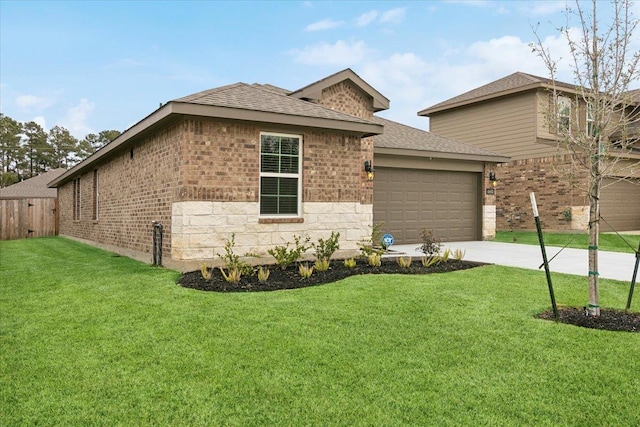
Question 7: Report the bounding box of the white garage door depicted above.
[373,167,481,244]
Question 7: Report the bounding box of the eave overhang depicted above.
[374,147,511,164]
[49,102,383,188]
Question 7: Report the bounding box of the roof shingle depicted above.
[0,168,66,199]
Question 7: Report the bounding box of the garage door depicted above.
[600,178,640,231]
[373,167,481,244]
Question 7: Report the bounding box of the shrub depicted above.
[418,227,442,256]
[440,248,451,263]
[268,234,311,270]
[298,263,314,279]
[453,249,466,261]
[344,258,357,268]
[200,263,212,280]
[314,258,330,272]
[217,233,252,275]
[358,222,385,257]
[421,255,439,268]
[368,253,381,267]
[219,267,242,283]
[257,266,270,283]
[312,232,340,263]
[396,256,412,268]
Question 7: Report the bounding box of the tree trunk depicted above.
[588,150,601,317]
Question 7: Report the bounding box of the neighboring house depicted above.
[0,168,66,240]
[419,72,640,232]
[49,69,506,270]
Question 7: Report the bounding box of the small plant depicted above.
[219,267,242,283]
[257,266,270,283]
[217,233,252,275]
[562,208,572,221]
[453,249,466,261]
[313,232,340,263]
[418,227,442,256]
[268,234,311,270]
[440,248,451,263]
[396,256,412,268]
[344,258,357,268]
[200,263,212,280]
[368,253,381,267]
[314,258,330,272]
[421,255,439,268]
[298,263,314,279]
[358,222,385,257]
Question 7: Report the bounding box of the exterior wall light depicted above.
[489,172,497,187]
[364,160,375,181]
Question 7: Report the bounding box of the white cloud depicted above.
[289,40,372,66]
[379,7,406,24]
[32,116,47,130]
[15,94,56,111]
[305,18,344,32]
[61,98,95,137]
[518,1,566,16]
[356,10,378,27]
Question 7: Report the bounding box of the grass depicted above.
[495,230,640,254]
[1,236,639,426]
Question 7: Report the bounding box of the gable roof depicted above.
[50,80,383,188]
[372,116,509,163]
[418,72,578,116]
[289,68,390,112]
[0,168,66,199]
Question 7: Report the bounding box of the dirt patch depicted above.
[537,307,640,333]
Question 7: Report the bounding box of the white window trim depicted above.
[586,102,595,137]
[259,131,303,218]
[93,169,99,221]
[557,95,571,133]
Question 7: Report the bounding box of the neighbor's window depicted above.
[73,178,81,220]
[259,132,302,216]
[557,96,571,133]
[92,170,99,221]
[586,102,595,137]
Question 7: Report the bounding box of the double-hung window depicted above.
[259,133,302,216]
[557,96,571,133]
[73,178,81,220]
[586,102,595,137]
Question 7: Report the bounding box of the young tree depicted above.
[532,0,640,316]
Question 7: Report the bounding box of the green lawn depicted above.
[1,237,639,426]
[495,230,640,254]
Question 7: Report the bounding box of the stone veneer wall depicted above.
[172,201,371,263]
[495,155,589,231]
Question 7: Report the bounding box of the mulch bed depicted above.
[177,257,640,333]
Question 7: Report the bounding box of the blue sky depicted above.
[1,0,638,138]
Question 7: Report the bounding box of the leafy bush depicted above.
[343,258,357,268]
[217,233,252,275]
[358,222,385,257]
[396,256,412,268]
[298,263,314,279]
[312,232,340,262]
[267,234,311,270]
[314,258,330,272]
[418,227,442,256]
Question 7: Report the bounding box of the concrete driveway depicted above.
[388,241,639,282]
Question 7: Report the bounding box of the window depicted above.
[557,96,571,133]
[586,103,595,137]
[92,170,98,221]
[73,178,81,220]
[259,133,302,216]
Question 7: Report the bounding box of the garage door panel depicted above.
[600,178,640,231]
[373,167,480,244]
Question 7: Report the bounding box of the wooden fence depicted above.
[0,198,58,241]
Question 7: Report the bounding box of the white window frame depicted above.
[557,96,571,133]
[92,169,99,221]
[73,178,81,221]
[259,132,302,217]
[586,102,595,137]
